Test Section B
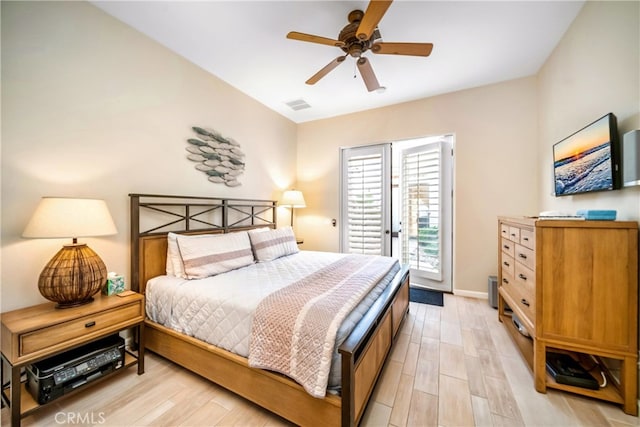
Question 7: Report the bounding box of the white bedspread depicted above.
[145,250,399,389]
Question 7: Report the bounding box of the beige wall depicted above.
[296,1,639,297]
[1,1,297,311]
[537,1,640,219]
[2,1,638,310]
[296,77,539,296]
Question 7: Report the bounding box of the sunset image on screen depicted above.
[553,115,613,196]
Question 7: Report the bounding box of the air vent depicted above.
[285,99,311,111]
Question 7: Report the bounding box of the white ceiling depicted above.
[92,1,584,124]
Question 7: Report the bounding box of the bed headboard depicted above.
[129,193,277,294]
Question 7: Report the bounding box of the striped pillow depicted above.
[166,232,187,278]
[176,231,254,279]
[248,227,299,262]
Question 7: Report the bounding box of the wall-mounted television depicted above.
[553,113,620,196]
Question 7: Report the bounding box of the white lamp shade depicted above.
[280,190,306,208]
[23,197,118,239]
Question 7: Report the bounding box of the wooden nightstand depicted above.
[1,292,145,426]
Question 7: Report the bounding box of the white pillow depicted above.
[248,226,299,262]
[176,231,254,279]
[166,232,186,278]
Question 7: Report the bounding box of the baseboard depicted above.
[453,290,488,299]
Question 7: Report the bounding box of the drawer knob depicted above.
[518,273,527,281]
[521,298,530,307]
[85,321,96,328]
[503,261,510,267]
[518,253,527,259]
[502,278,509,284]
[523,237,529,241]
[503,244,510,250]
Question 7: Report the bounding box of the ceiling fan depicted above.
[286,0,433,92]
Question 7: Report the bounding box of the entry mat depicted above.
[409,287,444,307]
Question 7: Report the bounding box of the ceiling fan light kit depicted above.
[286,0,433,92]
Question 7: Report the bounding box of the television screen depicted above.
[553,113,619,196]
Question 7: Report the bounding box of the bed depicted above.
[129,193,410,426]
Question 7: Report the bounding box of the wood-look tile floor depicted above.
[3,294,638,426]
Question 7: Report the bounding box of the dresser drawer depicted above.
[520,228,535,250]
[20,302,142,357]
[500,278,535,325]
[501,253,515,278]
[500,224,510,240]
[516,289,535,325]
[515,244,535,270]
[501,238,515,258]
[514,262,535,290]
[501,269,515,288]
[508,226,520,242]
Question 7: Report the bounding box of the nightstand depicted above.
[1,292,145,426]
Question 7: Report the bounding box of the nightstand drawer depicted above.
[20,302,141,357]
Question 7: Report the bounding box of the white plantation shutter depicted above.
[347,154,383,254]
[402,142,442,280]
[340,145,390,255]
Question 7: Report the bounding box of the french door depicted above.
[340,136,453,292]
[339,144,391,255]
[399,138,452,291]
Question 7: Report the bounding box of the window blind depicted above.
[401,144,442,279]
[346,154,384,254]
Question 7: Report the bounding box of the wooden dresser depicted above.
[497,216,638,415]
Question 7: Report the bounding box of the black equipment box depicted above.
[26,334,125,404]
[545,352,599,390]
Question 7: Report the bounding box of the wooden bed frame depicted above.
[129,193,410,426]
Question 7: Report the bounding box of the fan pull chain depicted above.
[353,60,357,79]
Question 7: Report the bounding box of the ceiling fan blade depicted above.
[372,42,434,57]
[306,55,347,85]
[357,0,393,41]
[356,57,381,92]
[287,31,345,47]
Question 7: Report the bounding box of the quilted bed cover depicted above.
[145,250,400,390]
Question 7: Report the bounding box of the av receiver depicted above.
[26,334,125,404]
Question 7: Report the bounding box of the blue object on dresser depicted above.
[576,209,617,220]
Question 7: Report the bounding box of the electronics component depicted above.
[546,352,599,390]
[26,334,125,404]
[512,313,530,337]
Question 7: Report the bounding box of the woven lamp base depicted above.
[38,243,107,308]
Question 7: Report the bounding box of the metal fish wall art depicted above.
[186,126,245,187]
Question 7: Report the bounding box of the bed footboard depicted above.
[144,265,409,427]
[145,321,342,426]
[339,265,410,426]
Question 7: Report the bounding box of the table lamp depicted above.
[280,190,306,228]
[22,197,118,308]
